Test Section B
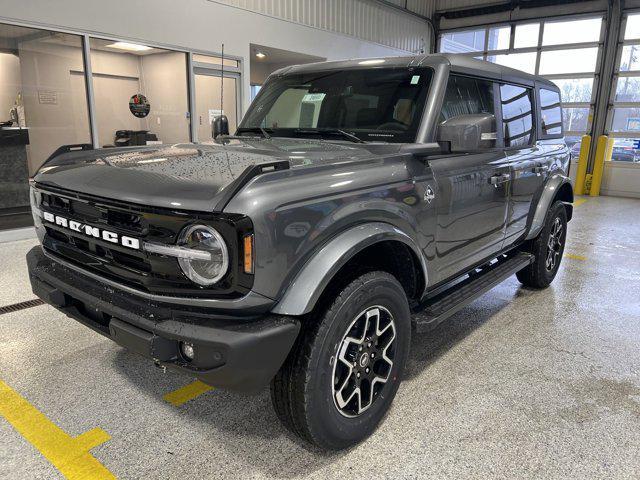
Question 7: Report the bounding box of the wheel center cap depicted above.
[359,353,370,368]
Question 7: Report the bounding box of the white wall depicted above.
[0,0,420,114]
[0,52,21,118]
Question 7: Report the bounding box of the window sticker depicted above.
[302,93,326,102]
[410,75,420,85]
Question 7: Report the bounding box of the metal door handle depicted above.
[532,165,549,174]
[489,173,511,186]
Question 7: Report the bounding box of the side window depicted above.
[500,84,534,147]
[539,88,562,136]
[440,75,495,121]
[439,75,498,150]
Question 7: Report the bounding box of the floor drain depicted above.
[0,299,45,315]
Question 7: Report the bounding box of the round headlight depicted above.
[177,224,229,286]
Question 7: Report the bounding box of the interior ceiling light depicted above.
[106,42,152,52]
[255,51,267,59]
[358,59,385,65]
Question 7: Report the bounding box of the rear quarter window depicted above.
[539,88,563,136]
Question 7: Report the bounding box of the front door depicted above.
[498,83,545,245]
[429,153,510,284]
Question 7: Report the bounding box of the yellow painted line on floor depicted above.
[163,380,213,407]
[565,253,587,261]
[573,197,588,207]
[0,379,115,480]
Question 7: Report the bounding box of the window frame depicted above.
[499,82,536,149]
[536,84,564,140]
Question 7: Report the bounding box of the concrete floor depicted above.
[1,195,639,479]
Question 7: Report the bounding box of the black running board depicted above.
[412,252,534,333]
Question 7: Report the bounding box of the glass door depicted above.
[194,71,239,142]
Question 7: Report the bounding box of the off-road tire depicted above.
[270,271,411,450]
[516,200,567,288]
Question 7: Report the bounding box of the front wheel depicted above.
[516,200,568,288]
[270,271,411,450]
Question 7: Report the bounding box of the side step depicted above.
[412,252,534,333]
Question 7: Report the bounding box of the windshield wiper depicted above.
[236,126,272,139]
[293,128,365,144]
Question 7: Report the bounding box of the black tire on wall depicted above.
[516,200,568,289]
[270,270,411,450]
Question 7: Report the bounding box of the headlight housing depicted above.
[177,224,229,286]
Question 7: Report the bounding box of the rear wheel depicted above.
[516,200,567,288]
[270,271,411,450]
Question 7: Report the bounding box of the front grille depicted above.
[35,185,254,298]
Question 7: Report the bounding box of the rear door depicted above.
[500,83,546,245]
[428,75,510,284]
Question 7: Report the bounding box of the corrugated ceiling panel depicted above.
[208,0,430,52]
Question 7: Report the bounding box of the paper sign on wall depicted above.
[209,109,224,124]
[38,91,58,105]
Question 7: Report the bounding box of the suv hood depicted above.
[33,138,378,212]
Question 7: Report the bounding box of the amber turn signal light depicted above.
[243,234,254,274]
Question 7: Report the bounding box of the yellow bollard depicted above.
[573,135,591,195]
[590,135,614,197]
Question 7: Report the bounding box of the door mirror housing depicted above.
[437,114,497,153]
[212,115,230,139]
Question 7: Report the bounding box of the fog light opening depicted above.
[180,342,195,361]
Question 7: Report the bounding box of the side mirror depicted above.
[212,115,230,139]
[437,114,497,153]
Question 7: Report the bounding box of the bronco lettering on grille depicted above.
[42,211,140,250]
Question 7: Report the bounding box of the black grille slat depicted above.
[0,299,45,315]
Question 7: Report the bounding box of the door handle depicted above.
[489,173,511,186]
[532,165,549,175]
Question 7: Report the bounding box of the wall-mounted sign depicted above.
[129,94,150,118]
[38,91,58,105]
[208,109,223,125]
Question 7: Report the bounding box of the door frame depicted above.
[189,53,243,143]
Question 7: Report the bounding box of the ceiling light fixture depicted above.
[106,42,152,52]
[255,51,267,59]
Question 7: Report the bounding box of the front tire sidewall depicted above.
[305,274,411,449]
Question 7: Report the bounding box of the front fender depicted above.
[271,222,428,316]
[526,173,574,240]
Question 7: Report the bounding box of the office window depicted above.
[514,23,540,48]
[0,23,90,230]
[539,48,598,75]
[488,26,510,50]
[501,84,533,147]
[542,18,602,46]
[487,52,536,74]
[89,39,190,147]
[551,78,593,103]
[540,89,562,135]
[439,29,485,53]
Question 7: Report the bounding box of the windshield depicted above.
[239,67,433,143]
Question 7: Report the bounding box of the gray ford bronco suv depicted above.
[27,54,572,450]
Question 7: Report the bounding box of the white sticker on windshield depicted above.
[410,75,420,85]
[302,93,326,102]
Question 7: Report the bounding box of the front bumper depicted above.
[27,246,300,392]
